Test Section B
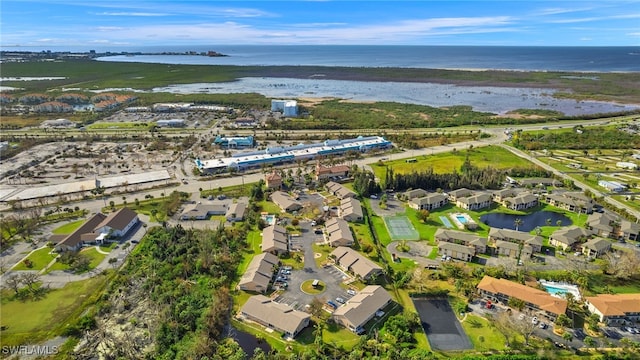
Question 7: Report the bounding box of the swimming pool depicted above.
[261,214,276,225]
[455,215,469,224]
[540,280,581,300]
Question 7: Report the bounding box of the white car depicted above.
[347,289,357,296]
[532,316,539,325]
[518,314,526,320]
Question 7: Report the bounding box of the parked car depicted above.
[335,297,345,304]
[327,301,338,309]
[375,310,385,317]
[347,289,357,296]
[539,322,547,329]
[282,266,292,271]
[532,316,539,325]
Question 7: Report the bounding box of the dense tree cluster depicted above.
[515,127,640,150]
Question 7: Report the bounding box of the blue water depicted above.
[96,45,640,72]
[544,285,568,296]
[480,211,572,232]
[455,215,469,224]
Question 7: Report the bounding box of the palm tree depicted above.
[514,218,523,231]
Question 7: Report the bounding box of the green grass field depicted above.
[51,220,85,235]
[0,275,110,346]
[371,146,535,180]
[461,314,507,352]
[12,247,57,271]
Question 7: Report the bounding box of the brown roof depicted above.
[95,207,138,231]
[266,171,282,181]
[477,276,567,316]
[331,246,382,279]
[56,213,107,249]
[333,285,391,329]
[586,294,640,316]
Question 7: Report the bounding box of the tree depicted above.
[4,274,22,295]
[417,209,430,222]
[19,272,40,291]
[507,297,525,311]
[584,336,596,351]
[514,218,523,231]
[308,297,325,318]
[555,313,572,329]
[562,331,573,347]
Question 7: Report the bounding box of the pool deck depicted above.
[539,280,581,300]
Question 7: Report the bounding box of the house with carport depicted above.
[340,197,363,222]
[325,218,355,247]
[581,238,612,258]
[270,191,303,213]
[238,252,279,293]
[261,224,289,255]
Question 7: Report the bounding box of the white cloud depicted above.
[96,12,170,17]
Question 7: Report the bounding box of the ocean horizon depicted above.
[89,45,640,73]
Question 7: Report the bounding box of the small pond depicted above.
[229,327,271,357]
[480,211,572,232]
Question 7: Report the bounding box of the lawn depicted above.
[461,314,507,352]
[371,145,535,181]
[237,230,262,276]
[370,215,393,246]
[11,247,57,271]
[257,200,282,215]
[323,320,361,350]
[80,247,107,270]
[51,220,85,235]
[0,275,110,346]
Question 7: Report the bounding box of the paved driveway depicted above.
[274,220,356,310]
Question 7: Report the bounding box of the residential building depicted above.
[447,188,473,202]
[340,197,363,222]
[332,285,392,334]
[488,228,543,254]
[270,191,303,213]
[409,193,448,211]
[325,218,354,247]
[581,238,612,258]
[503,192,539,211]
[543,192,594,214]
[265,171,282,190]
[53,213,108,252]
[226,202,247,222]
[495,240,533,259]
[241,295,310,337]
[434,228,487,254]
[402,188,428,200]
[238,253,279,293]
[326,181,357,199]
[619,221,640,241]
[587,212,640,241]
[261,224,289,255]
[438,242,476,262]
[477,276,568,321]
[518,178,562,188]
[316,162,351,181]
[456,193,492,211]
[585,294,640,326]
[330,247,382,280]
[549,226,592,251]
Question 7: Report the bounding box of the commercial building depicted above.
[156,119,186,127]
[196,136,391,173]
[598,180,627,192]
[53,208,139,252]
[332,285,392,334]
[213,135,255,148]
[271,99,298,117]
[240,295,310,337]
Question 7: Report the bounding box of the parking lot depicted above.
[273,219,359,311]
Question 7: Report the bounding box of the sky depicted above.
[1,1,639,49]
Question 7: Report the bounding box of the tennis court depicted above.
[383,216,420,241]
